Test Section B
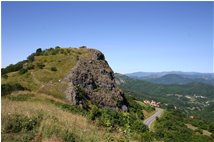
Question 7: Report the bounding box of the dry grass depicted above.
[2,92,124,142]
[185,124,212,137]
[1,48,129,141]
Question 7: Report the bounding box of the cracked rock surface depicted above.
[64,49,128,111]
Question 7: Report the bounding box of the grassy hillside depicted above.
[2,47,213,142]
[2,91,126,142]
[2,47,90,99]
[1,47,154,142]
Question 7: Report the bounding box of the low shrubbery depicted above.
[2,112,76,142]
[1,60,27,75]
[51,67,57,71]
[154,110,213,142]
[19,68,28,74]
[1,83,27,96]
[48,99,87,116]
[7,93,34,101]
[36,63,45,69]
[2,113,43,133]
[88,104,148,133]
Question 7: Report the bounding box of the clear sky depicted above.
[2,2,214,73]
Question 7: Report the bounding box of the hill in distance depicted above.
[115,73,214,121]
[126,71,214,85]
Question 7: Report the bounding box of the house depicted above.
[144,100,160,107]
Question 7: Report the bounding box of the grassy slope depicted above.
[2,91,124,142]
[2,48,123,141]
[2,48,150,142]
[2,48,89,99]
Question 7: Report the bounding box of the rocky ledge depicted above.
[64,48,128,111]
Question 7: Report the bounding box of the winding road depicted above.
[143,108,164,129]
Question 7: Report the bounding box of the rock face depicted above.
[64,49,128,111]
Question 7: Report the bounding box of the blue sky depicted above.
[2,2,213,73]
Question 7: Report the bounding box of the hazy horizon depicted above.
[2,2,214,73]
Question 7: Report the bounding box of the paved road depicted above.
[143,108,164,129]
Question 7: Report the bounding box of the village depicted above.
[143,100,161,107]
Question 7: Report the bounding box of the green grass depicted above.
[1,48,89,100]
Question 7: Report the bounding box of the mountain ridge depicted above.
[126,71,214,85]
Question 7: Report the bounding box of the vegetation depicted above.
[1,83,27,96]
[154,110,213,142]
[116,74,214,122]
[1,60,27,75]
[50,66,57,71]
[2,47,213,142]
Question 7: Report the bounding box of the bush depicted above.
[48,99,87,116]
[130,120,148,132]
[50,67,57,71]
[27,64,35,70]
[19,68,28,74]
[1,83,27,96]
[35,48,42,56]
[7,93,34,101]
[1,60,27,75]
[79,46,87,48]
[89,105,101,120]
[27,53,35,62]
[2,114,42,133]
[37,63,45,69]
[98,108,124,128]
[55,46,61,49]
[140,131,154,142]
[2,74,8,79]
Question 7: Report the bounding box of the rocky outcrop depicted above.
[64,49,128,111]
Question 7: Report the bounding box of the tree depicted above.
[27,53,35,62]
[79,46,87,48]
[19,68,28,75]
[55,46,61,49]
[36,48,42,53]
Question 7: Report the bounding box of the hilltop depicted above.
[1,47,148,142]
[2,47,128,111]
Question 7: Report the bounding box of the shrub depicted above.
[35,48,42,55]
[50,67,57,71]
[19,68,28,74]
[27,53,35,62]
[98,108,121,128]
[37,63,45,69]
[2,114,42,133]
[89,105,101,120]
[1,83,27,96]
[27,64,35,70]
[1,60,27,75]
[140,131,154,142]
[7,93,34,101]
[2,74,8,79]
[79,46,87,48]
[55,46,61,49]
[130,120,148,132]
[48,99,87,115]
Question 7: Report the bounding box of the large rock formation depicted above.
[64,48,128,111]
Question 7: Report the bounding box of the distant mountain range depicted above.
[126,71,214,86]
[115,73,214,121]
